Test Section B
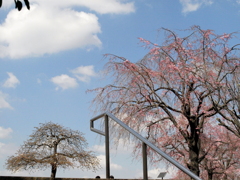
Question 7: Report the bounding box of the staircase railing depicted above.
[90,112,202,180]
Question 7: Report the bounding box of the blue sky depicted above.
[0,0,240,179]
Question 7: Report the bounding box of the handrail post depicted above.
[105,115,110,179]
[90,112,202,180]
[142,142,148,180]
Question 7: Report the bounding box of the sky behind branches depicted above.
[0,0,240,178]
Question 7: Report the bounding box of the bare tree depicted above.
[5,122,100,180]
[90,26,240,177]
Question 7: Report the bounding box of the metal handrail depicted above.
[90,112,202,180]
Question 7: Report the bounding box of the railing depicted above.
[90,112,202,180]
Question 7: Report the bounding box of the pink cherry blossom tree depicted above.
[200,126,240,179]
[90,26,240,177]
[172,123,240,180]
[213,71,240,138]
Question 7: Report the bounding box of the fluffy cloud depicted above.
[0,127,13,139]
[71,65,97,82]
[3,72,20,88]
[0,0,135,59]
[92,145,105,154]
[4,0,135,14]
[0,142,17,159]
[92,138,136,155]
[97,154,122,170]
[0,91,12,109]
[179,0,213,13]
[50,74,78,90]
[0,6,101,59]
[30,0,135,14]
[50,65,97,90]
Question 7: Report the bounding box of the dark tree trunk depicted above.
[207,171,213,180]
[187,119,201,177]
[187,147,200,176]
[51,164,57,180]
[51,141,58,180]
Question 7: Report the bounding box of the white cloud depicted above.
[92,138,135,155]
[3,72,20,88]
[0,127,12,139]
[110,163,122,170]
[0,5,101,59]
[97,154,122,170]
[0,96,12,108]
[0,91,12,109]
[3,0,135,14]
[50,74,78,90]
[0,142,16,158]
[30,0,135,14]
[92,145,106,154]
[50,65,97,90]
[37,78,42,84]
[71,65,97,83]
[179,0,213,13]
[0,0,135,59]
